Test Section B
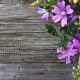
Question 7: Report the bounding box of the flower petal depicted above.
[58,0,65,10]
[66,56,71,64]
[51,6,61,14]
[67,49,78,56]
[73,39,80,48]
[37,8,46,14]
[42,12,49,21]
[76,33,80,41]
[57,47,65,53]
[70,15,78,23]
[52,15,62,23]
[57,53,66,59]
[61,16,67,27]
[67,42,74,49]
[66,5,73,14]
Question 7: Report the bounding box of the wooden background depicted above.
[0,0,73,80]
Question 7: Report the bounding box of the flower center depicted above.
[67,52,70,56]
[61,11,66,15]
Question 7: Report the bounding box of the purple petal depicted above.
[61,16,67,27]
[70,36,74,41]
[70,15,78,23]
[52,15,62,23]
[57,47,65,53]
[37,8,46,14]
[67,42,74,49]
[42,12,49,21]
[70,2,77,8]
[67,49,78,56]
[76,33,80,41]
[73,39,80,48]
[78,56,80,65]
[57,53,66,59]
[66,5,73,14]
[66,56,71,64]
[58,1,65,10]
[51,6,61,14]
[50,13,54,18]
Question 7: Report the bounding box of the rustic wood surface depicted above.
[0,0,73,80]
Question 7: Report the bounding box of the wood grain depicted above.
[0,3,61,62]
[0,63,73,80]
[0,0,73,80]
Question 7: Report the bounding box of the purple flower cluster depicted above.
[37,0,80,65]
[57,33,80,64]
[38,0,74,27]
[52,1,73,27]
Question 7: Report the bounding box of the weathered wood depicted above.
[0,63,72,80]
[0,4,62,62]
[0,1,73,80]
[0,24,46,33]
[0,37,60,47]
[0,53,65,63]
[0,0,33,4]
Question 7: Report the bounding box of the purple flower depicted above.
[70,33,80,48]
[57,42,78,64]
[75,32,80,42]
[72,33,80,64]
[69,14,78,23]
[70,2,77,8]
[70,33,80,64]
[51,0,73,27]
[37,8,49,21]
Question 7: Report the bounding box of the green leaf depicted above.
[38,4,44,8]
[44,3,52,12]
[74,54,79,65]
[49,0,57,5]
[38,2,52,12]
[64,35,69,42]
[38,0,57,12]
[60,35,69,48]
[60,26,77,36]
[45,24,58,36]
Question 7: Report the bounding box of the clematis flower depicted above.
[57,42,78,64]
[37,8,49,21]
[73,39,80,64]
[51,0,73,27]
[72,33,80,64]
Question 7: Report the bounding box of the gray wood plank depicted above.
[0,53,65,63]
[0,63,73,80]
[0,3,62,62]
[0,37,60,47]
[0,5,37,16]
[0,24,46,33]
[0,0,32,4]
[0,46,56,54]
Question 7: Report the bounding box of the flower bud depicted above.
[73,0,78,4]
[69,0,78,4]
